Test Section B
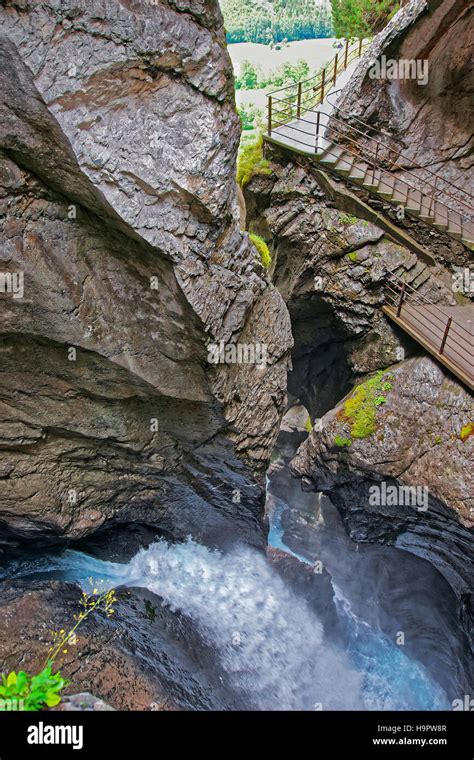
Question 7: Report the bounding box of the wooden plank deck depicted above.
[382,303,473,390]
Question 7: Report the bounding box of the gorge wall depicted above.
[337,0,473,193]
[0,0,292,552]
[244,0,473,645]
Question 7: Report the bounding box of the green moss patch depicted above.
[237,133,271,187]
[334,435,351,448]
[250,233,272,269]
[335,370,394,444]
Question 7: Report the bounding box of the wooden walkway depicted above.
[264,49,474,390]
[384,275,473,390]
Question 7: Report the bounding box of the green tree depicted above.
[221,0,333,44]
[236,60,260,89]
[331,0,400,39]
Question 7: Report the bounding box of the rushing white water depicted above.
[3,536,449,711]
[125,538,363,710]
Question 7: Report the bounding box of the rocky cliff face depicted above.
[245,106,472,647]
[0,0,292,551]
[291,357,473,606]
[333,0,472,265]
[245,158,455,419]
[337,0,472,188]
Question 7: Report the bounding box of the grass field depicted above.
[228,38,339,109]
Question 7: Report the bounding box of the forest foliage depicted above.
[330,0,400,38]
[222,0,402,44]
[221,0,333,44]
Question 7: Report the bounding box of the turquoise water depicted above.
[1,533,449,711]
[267,500,449,710]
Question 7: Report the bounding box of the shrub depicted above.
[250,233,272,268]
[237,133,271,187]
[238,104,264,131]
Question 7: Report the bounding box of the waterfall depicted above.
[125,538,363,710]
[2,538,451,711]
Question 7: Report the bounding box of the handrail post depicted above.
[428,176,437,216]
[372,142,379,186]
[297,82,302,119]
[344,40,349,69]
[439,317,452,355]
[315,110,321,153]
[268,96,272,135]
[333,54,338,86]
[358,38,363,57]
[396,283,406,317]
[320,67,326,103]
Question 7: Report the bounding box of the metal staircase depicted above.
[265,83,474,250]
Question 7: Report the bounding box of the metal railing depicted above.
[324,89,474,216]
[267,38,371,135]
[265,93,473,241]
[384,271,473,383]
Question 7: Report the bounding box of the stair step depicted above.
[433,202,449,231]
[334,152,356,175]
[377,174,396,199]
[348,161,368,183]
[447,209,463,239]
[418,194,436,222]
[405,189,422,213]
[362,167,381,190]
[461,220,474,248]
[391,180,411,205]
[319,143,344,166]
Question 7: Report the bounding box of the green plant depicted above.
[337,371,393,440]
[250,233,272,268]
[340,214,358,225]
[0,665,68,710]
[0,587,117,712]
[334,435,351,447]
[460,422,473,442]
[237,133,271,187]
[235,60,261,89]
[347,251,358,262]
[238,104,264,131]
[305,417,313,432]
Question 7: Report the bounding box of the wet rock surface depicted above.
[0,579,244,710]
[290,356,473,644]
